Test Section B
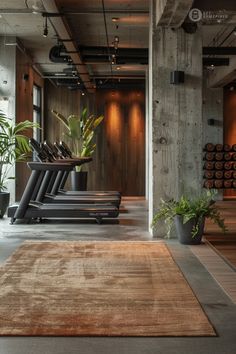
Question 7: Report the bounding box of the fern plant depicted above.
[0,112,39,191]
[152,190,227,238]
[51,108,104,171]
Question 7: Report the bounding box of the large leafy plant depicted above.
[51,108,104,171]
[0,112,39,191]
[152,190,227,238]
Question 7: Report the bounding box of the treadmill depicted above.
[33,157,121,207]
[8,162,119,224]
[30,139,121,202]
[51,140,121,198]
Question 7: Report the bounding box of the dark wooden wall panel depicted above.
[44,83,145,196]
[224,88,236,197]
[15,48,44,200]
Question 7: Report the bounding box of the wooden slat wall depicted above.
[15,48,44,200]
[44,82,145,196]
[223,88,236,197]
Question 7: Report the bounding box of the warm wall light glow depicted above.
[118,15,149,26]
[224,90,236,146]
[129,102,144,138]
[224,89,236,197]
[112,17,120,22]
[106,101,122,141]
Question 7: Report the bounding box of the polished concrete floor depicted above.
[0,198,236,354]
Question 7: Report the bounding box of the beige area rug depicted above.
[0,241,216,336]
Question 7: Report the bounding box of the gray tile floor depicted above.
[0,198,236,354]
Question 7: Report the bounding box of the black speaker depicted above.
[23,73,29,81]
[170,71,185,84]
[208,118,215,126]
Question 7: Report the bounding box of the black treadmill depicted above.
[8,162,119,224]
[33,158,121,207]
[30,139,121,201]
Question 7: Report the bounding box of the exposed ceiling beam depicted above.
[41,0,94,92]
[156,0,194,27]
[0,9,148,15]
[0,9,33,14]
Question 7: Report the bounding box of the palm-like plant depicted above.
[0,112,39,191]
[152,189,227,238]
[51,108,104,171]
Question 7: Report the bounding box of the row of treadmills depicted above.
[7,139,121,224]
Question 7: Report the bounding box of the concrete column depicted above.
[149,20,203,236]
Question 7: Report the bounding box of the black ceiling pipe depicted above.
[203,47,236,55]
[49,45,71,63]
[203,57,230,66]
[56,78,81,87]
[83,56,148,65]
[80,46,148,58]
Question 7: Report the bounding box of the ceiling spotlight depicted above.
[112,17,120,22]
[116,66,121,70]
[81,92,85,96]
[113,36,119,50]
[43,16,48,37]
[207,65,215,71]
[111,54,116,65]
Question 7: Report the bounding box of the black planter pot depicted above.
[174,215,205,245]
[71,171,88,191]
[0,192,10,218]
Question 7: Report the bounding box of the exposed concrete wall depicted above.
[149,24,203,236]
[0,36,16,202]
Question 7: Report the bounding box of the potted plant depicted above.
[0,112,39,217]
[152,190,227,244]
[51,108,104,190]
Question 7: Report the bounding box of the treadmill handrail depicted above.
[51,157,92,167]
[27,162,73,171]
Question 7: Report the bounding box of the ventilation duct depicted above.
[49,45,70,63]
[56,78,80,90]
